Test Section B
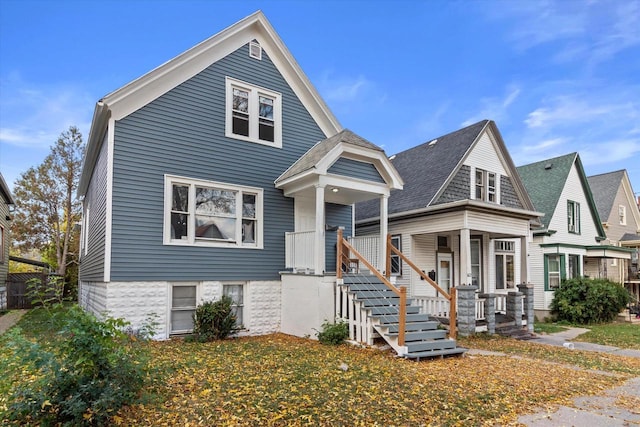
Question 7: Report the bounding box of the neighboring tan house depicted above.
[0,173,15,309]
[588,170,640,301]
[77,12,408,345]
[355,120,541,322]
[517,153,632,317]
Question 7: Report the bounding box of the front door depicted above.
[437,253,453,292]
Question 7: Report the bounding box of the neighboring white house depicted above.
[356,120,541,313]
[517,153,632,318]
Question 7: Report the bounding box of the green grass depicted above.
[573,322,640,350]
[534,321,569,334]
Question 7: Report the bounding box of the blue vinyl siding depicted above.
[328,157,385,183]
[109,43,327,281]
[325,203,353,273]
[79,133,108,281]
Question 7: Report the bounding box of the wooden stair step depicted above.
[406,339,456,353]
[375,313,431,324]
[404,347,468,360]
[368,306,420,316]
[384,321,440,332]
[387,330,447,341]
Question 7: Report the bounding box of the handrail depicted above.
[337,229,407,347]
[386,234,457,340]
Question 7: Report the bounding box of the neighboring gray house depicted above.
[0,173,15,309]
[77,12,402,340]
[588,170,640,301]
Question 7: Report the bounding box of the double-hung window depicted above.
[170,284,197,334]
[567,200,581,234]
[223,284,244,328]
[475,169,498,203]
[619,205,626,225]
[545,254,564,290]
[164,175,263,248]
[226,77,282,148]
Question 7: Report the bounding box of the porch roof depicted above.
[274,129,403,204]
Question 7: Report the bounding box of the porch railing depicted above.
[386,234,457,340]
[347,236,380,272]
[412,296,487,321]
[285,231,315,271]
[337,229,408,347]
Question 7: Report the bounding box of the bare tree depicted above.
[11,126,85,278]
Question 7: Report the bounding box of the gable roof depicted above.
[79,10,342,196]
[517,152,606,237]
[276,129,384,183]
[587,170,625,222]
[517,153,577,230]
[356,119,535,221]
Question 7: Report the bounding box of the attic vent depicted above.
[249,41,262,60]
[544,163,553,170]
[428,139,438,146]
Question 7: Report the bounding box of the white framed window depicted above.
[390,235,402,275]
[225,77,282,148]
[223,284,245,328]
[170,284,198,334]
[164,175,263,248]
[249,40,262,60]
[567,200,581,234]
[494,240,515,252]
[82,203,90,256]
[619,205,626,225]
[474,168,499,203]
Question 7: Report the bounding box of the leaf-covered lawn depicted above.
[459,334,640,375]
[113,334,633,426]
[572,322,640,350]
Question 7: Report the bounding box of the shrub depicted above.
[316,320,348,345]
[4,305,149,426]
[550,278,631,324]
[26,275,66,313]
[192,296,238,342]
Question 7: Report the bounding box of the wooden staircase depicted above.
[342,273,466,360]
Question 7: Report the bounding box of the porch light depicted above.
[331,187,339,193]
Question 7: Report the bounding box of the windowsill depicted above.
[165,240,262,249]
[225,131,282,148]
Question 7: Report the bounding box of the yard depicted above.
[1,307,639,426]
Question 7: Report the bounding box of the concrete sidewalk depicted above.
[519,326,640,426]
[0,309,27,335]
[531,326,640,358]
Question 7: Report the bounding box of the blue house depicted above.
[77,11,403,341]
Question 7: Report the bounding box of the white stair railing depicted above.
[285,231,315,271]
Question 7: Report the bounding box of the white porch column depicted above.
[460,228,471,286]
[314,184,326,274]
[521,235,529,283]
[379,195,388,274]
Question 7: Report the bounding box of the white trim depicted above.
[104,119,115,282]
[163,174,264,249]
[225,76,282,148]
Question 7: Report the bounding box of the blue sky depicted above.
[1,0,639,197]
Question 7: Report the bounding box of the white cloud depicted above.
[317,72,371,103]
[0,73,93,149]
[461,84,521,127]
